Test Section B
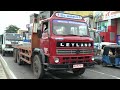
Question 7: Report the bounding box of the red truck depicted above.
[13,11,94,79]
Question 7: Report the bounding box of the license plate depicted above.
[73,64,83,68]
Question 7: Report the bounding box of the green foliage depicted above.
[5,25,20,33]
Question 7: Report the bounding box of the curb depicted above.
[0,55,17,79]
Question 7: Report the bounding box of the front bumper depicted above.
[45,62,94,71]
[4,48,13,52]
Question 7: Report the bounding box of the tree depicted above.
[5,25,20,33]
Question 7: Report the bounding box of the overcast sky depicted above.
[0,11,39,34]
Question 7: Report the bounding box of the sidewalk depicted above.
[0,59,7,79]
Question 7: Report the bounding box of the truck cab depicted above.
[31,11,94,78]
[13,11,94,79]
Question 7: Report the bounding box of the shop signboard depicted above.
[93,11,120,22]
[103,11,120,20]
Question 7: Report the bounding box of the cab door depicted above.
[40,21,50,56]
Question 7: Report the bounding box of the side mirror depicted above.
[37,29,42,38]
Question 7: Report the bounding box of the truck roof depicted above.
[35,11,85,22]
[30,11,86,24]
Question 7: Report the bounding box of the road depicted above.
[1,54,120,79]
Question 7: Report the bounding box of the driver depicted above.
[53,26,64,35]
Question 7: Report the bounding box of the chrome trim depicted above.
[56,49,92,54]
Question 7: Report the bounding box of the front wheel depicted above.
[32,55,45,79]
[17,50,24,65]
[72,68,85,76]
[13,49,17,63]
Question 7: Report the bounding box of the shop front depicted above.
[93,11,120,43]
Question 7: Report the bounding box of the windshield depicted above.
[52,19,88,36]
[6,33,22,41]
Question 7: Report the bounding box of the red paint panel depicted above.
[108,25,117,43]
[108,26,112,32]
[108,26,117,33]
[100,32,109,42]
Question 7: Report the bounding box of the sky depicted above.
[0,11,39,34]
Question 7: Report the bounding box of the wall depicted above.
[17,30,28,34]
[117,18,120,35]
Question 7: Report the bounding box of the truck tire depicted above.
[2,50,5,56]
[32,54,45,79]
[17,50,23,65]
[72,68,85,76]
[13,49,17,63]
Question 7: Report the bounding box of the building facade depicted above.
[17,29,28,35]
[93,11,120,44]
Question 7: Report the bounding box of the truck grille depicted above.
[56,49,92,54]
[62,56,91,64]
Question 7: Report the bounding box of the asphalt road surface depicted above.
[1,54,120,79]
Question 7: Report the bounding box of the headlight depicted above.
[92,57,94,61]
[85,43,87,47]
[81,43,83,47]
[88,43,91,47]
[54,58,59,63]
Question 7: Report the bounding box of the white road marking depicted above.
[88,69,120,79]
[0,55,17,79]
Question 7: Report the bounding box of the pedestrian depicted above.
[108,49,113,56]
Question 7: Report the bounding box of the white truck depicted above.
[1,33,23,56]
